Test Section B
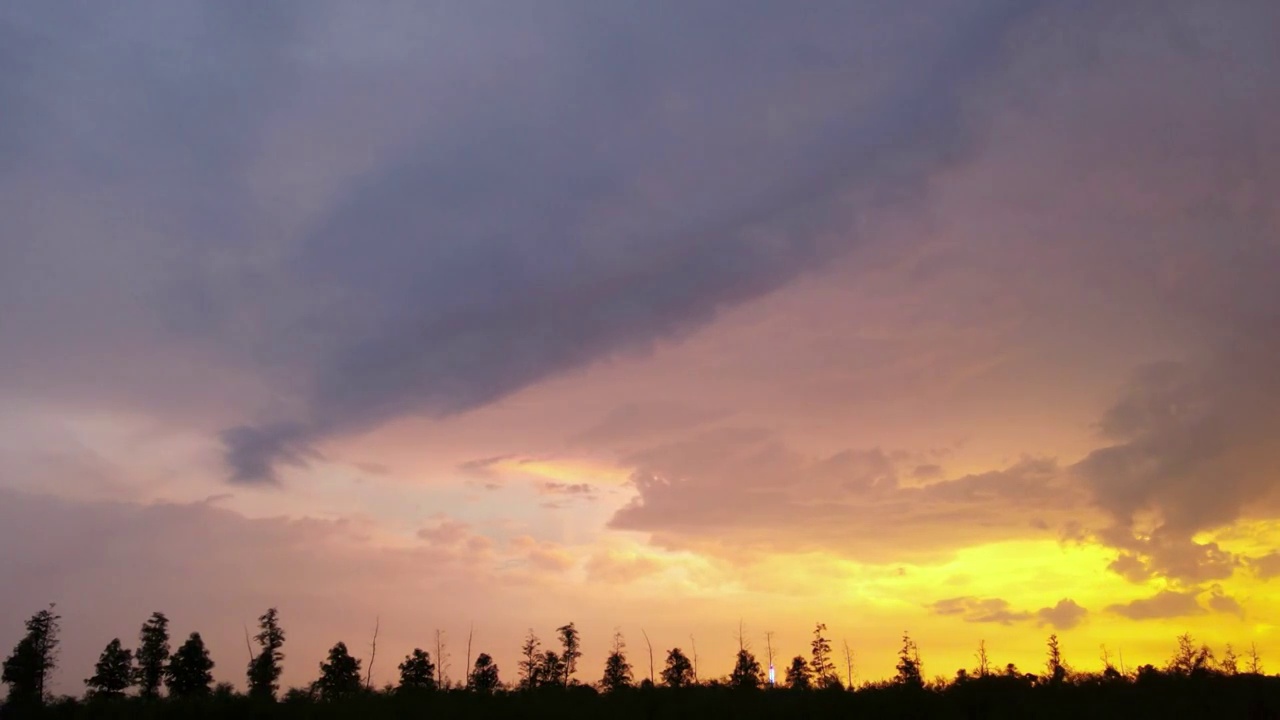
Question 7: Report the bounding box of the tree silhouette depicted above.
[1168,633,1214,677]
[1046,634,1068,684]
[661,648,694,688]
[842,640,855,689]
[518,630,541,690]
[1220,643,1239,675]
[785,655,811,690]
[810,622,839,689]
[895,632,923,689]
[397,648,437,692]
[135,612,170,699]
[17,606,1280,716]
[85,638,133,699]
[433,630,450,688]
[470,653,500,693]
[538,650,564,688]
[315,641,362,700]
[600,631,633,692]
[1246,642,1264,675]
[166,632,214,697]
[247,607,285,700]
[976,639,991,677]
[2,604,61,706]
[557,622,581,686]
[730,648,764,689]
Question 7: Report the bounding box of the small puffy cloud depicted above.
[1205,585,1244,619]
[1108,553,1153,583]
[1106,590,1205,621]
[929,597,1031,625]
[540,482,596,500]
[1036,599,1088,630]
[932,596,1086,630]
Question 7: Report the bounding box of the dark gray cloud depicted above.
[0,0,1051,483]
[219,423,316,485]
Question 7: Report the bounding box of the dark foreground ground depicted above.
[6,674,1280,719]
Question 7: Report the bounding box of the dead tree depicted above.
[641,629,655,684]
[690,635,699,684]
[243,624,255,663]
[465,623,474,689]
[765,631,776,685]
[435,629,450,688]
[366,616,380,689]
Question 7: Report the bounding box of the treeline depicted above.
[3,604,1279,719]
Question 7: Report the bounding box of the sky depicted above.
[2,0,1279,695]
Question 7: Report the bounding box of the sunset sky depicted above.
[2,0,1279,695]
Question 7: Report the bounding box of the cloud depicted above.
[609,429,1081,562]
[569,402,728,449]
[1074,344,1280,583]
[539,482,596,500]
[585,552,664,585]
[1036,599,1088,631]
[417,519,474,546]
[928,596,1087,630]
[912,464,944,480]
[352,461,391,476]
[220,423,317,485]
[1100,533,1240,585]
[1249,552,1280,580]
[0,0,1063,483]
[510,536,575,573]
[1106,590,1205,621]
[1205,585,1244,619]
[929,597,1031,625]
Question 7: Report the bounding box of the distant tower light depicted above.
[768,663,776,685]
